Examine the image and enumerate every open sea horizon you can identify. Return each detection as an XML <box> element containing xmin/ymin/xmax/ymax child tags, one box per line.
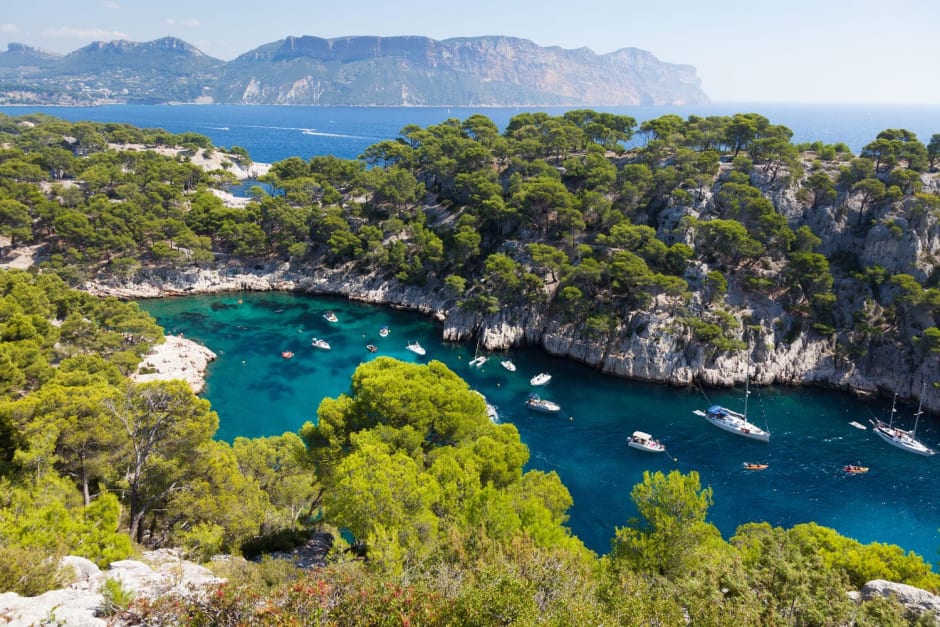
<box><xmin>5</xmin><ymin>102</ymin><xmax>939</xmax><ymax>563</ymax></box>
<box><xmin>3</xmin><ymin>102</ymin><xmax>939</xmax><ymax>163</ymax></box>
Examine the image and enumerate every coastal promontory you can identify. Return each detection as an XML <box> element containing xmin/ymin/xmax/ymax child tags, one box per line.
<box><xmin>0</xmin><ymin>35</ymin><xmax>708</xmax><ymax>106</ymax></box>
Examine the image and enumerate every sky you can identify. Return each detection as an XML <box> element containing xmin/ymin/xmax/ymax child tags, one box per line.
<box><xmin>2</xmin><ymin>0</ymin><xmax>939</xmax><ymax>104</ymax></box>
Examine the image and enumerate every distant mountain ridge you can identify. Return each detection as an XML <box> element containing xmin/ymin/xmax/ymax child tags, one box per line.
<box><xmin>0</xmin><ymin>35</ymin><xmax>709</xmax><ymax>106</ymax></box>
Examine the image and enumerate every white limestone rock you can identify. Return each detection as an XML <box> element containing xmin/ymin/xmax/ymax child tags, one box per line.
<box><xmin>0</xmin><ymin>550</ymin><xmax>224</xmax><ymax>627</ymax></box>
<box><xmin>861</xmin><ymin>579</ymin><xmax>940</xmax><ymax>624</ymax></box>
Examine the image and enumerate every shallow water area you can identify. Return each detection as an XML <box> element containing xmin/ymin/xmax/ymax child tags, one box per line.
<box><xmin>139</xmin><ymin>291</ymin><xmax>940</xmax><ymax>563</ymax></box>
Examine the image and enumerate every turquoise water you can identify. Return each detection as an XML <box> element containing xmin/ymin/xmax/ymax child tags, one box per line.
<box><xmin>140</xmin><ymin>292</ymin><xmax>940</xmax><ymax>564</ymax></box>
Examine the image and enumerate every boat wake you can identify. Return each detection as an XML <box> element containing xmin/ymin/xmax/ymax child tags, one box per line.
<box><xmin>237</xmin><ymin>124</ymin><xmax>376</xmax><ymax>140</ymax></box>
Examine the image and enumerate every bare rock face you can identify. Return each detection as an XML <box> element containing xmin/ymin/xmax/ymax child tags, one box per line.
<box><xmin>861</xmin><ymin>579</ymin><xmax>940</xmax><ymax>624</ymax></box>
<box><xmin>0</xmin><ymin>550</ymin><xmax>223</xmax><ymax>627</ymax></box>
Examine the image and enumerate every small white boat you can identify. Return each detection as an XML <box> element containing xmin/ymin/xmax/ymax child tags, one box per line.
<box><xmin>627</xmin><ymin>431</ymin><xmax>666</xmax><ymax>453</ymax></box>
<box><xmin>469</xmin><ymin>355</ymin><xmax>488</xmax><ymax>367</ymax></box>
<box><xmin>379</xmin><ymin>326</ymin><xmax>390</xmax><ymax>337</ymax></box>
<box><xmin>501</xmin><ymin>359</ymin><xmax>516</xmax><ymax>372</ymax></box>
<box><xmin>406</xmin><ymin>341</ymin><xmax>426</xmax><ymax>356</ymax></box>
<box><xmin>311</xmin><ymin>337</ymin><xmax>331</xmax><ymax>350</ymax></box>
<box><xmin>323</xmin><ymin>311</ymin><xmax>338</xmax><ymax>323</ymax></box>
<box><xmin>530</xmin><ymin>372</ymin><xmax>552</xmax><ymax>386</ymax></box>
<box><xmin>486</xmin><ymin>403</ymin><xmax>499</xmax><ymax>423</ymax></box>
<box><xmin>473</xmin><ymin>390</ymin><xmax>500</xmax><ymax>423</ymax></box>
<box><xmin>849</xmin><ymin>421</ymin><xmax>867</xmax><ymax>430</ymax></box>
<box><xmin>526</xmin><ymin>393</ymin><xmax>560</xmax><ymax>413</ymax></box>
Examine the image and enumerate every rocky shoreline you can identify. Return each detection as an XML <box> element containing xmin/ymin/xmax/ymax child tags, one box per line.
<box><xmin>83</xmin><ymin>258</ymin><xmax>940</xmax><ymax>413</ymax></box>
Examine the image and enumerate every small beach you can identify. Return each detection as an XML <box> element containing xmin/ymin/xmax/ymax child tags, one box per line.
<box><xmin>131</xmin><ymin>334</ymin><xmax>216</xmax><ymax>394</ymax></box>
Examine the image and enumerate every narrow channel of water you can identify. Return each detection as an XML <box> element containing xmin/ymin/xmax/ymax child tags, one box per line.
<box><xmin>139</xmin><ymin>291</ymin><xmax>940</xmax><ymax>563</ymax></box>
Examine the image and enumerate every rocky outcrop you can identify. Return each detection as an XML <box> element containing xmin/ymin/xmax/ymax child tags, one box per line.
<box><xmin>131</xmin><ymin>334</ymin><xmax>217</xmax><ymax>394</ymax></box>
<box><xmin>861</xmin><ymin>579</ymin><xmax>940</xmax><ymax>624</ymax></box>
<box><xmin>0</xmin><ymin>550</ymin><xmax>223</xmax><ymax>627</ymax></box>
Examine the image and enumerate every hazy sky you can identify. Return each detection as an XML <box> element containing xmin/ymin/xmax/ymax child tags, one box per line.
<box><xmin>2</xmin><ymin>0</ymin><xmax>939</xmax><ymax>104</ymax></box>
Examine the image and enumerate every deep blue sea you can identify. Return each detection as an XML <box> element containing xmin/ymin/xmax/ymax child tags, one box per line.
<box><xmin>2</xmin><ymin>103</ymin><xmax>939</xmax><ymax>162</ymax></box>
<box><xmin>139</xmin><ymin>292</ymin><xmax>940</xmax><ymax>564</ymax></box>
<box><xmin>6</xmin><ymin>101</ymin><xmax>938</xmax><ymax>562</ymax></box>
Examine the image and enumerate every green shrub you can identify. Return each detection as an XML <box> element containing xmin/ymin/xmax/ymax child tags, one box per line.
<box><xmin>99</xmin><ymin>577</ymin><xmax>136</xmax><ymax>616</ymax></box>
<box><xmin>0</xmin><ymin>546</ymin><xmax>72</xmax><ymax>596</ymax></box>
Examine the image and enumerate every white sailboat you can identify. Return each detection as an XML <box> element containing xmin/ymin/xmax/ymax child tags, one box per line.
<box><xmin>870</xmin><ymin>384</ymin><xmax>935</xmax><ymax>456</ymax></box>
<box><xmin>694</xmin><ymin>345</ymin><xmax>770</xmax><ymax>442</ymax></box>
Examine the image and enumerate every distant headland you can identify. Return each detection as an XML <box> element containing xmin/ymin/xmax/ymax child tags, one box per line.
<box><xmin>0</xmin><ymin>35</ymin><xmax>709</xmax><ymax>107</ymax></box>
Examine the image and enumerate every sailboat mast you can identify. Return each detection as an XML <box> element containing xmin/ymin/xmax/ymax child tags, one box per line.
<box><xmin>743</xmin><ymin>343</ymin><xmax>750</xmax><ymax>417</ymax></box>
<box><xmin>913</xmin><ymin>382</ymin><xmax>926</xmax><ymax>436</ymax></box>
<box><xmin>889</xmin><ymin>393</ymin><xmax>898</xmax><ymax>428</ymax></box>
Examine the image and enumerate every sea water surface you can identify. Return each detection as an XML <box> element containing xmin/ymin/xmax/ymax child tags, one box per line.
<box><xmin>139</xmin><ymin>292</ymin><xmax>940</xmax><ymax>563</ymax></box>
<box><xmin>3</xmin><ymin>103</ymin><xmax>939</xmax><ymax>162</ymax></box>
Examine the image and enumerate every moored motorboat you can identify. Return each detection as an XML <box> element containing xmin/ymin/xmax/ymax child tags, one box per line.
<box><xmin>742</xmin><ymin>462</ymin><xmax>769</xmax><ymax>470</ymax></box>
<box><xmin>473</xmin><ymin>390</ymin><xmax>500</xmax><ymax>423</ymax></box>
<box><xmin>526</xmin><ymin>393</ymin><xmax>561</xmax><ymax>413</ymax></box>
<box><xmin>379</xmin><ymin>326</ymin><xmax>390</xmax><ymax>337</ymax></box>
<box><xmin>406</xmin><ymin>341</ymin><xmax>426</xmax><ymax>356</ymax></box>
<box><xmin>627</xmin><ymin>431</ymin><xmax>666</xmax><ymax>453</ymax></box>
<box><xmin>530</xmin><ymin>372</ymin><xmax>552</xmax><ymax>386</ymax></box>
<box><xmin>486</xmin><ymin>403</ymin><xmax>499</xmax><ymax>423</ymax></box>
<box><xmin>501</xmin><ymin>359</ymin><xmax>516</xmax><ymax>372</ymax></box>
<box><xmin>366</xmin><ymin>344</ymin><xmax>377</xmax><ymax>353</ymax></box>
<box><xmin>323</xmin><ymin>311</ymin><xmax>338</xmax><ymax>323</ymax></box>
<box><xmin>311</xmin><ymin>337</ymin><xmax>331</xmax><ymax>350</ymax></box>
<box><xmin>281</xmin><ymin>351</ymin><xmax>294</xmax><ymax>359</ymax></box>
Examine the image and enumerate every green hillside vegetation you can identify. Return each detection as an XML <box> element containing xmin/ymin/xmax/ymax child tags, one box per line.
<box><xmin>0</xmin><ymin>112</ymin><xmax>940</xmax><ymax>622</ymax></box>
<box><xmin>0</xmin><ymin>272</ymin><xmax>933</xmax><ymax>623</ymax></box>
<box><xmin>1</xmin><ymin>111</ymin><xmax>938</xmax><ymax>368</ymax></box>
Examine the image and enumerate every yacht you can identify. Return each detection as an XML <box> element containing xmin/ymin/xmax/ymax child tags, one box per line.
<box><xmin>501</xmin><ymin>359</ymin><xmax>516</xmax><ymax>372</ymax></box>
<box><xmin>526</xmin><ymin>393</ymin><xmax>561</xmax><ymax>413</ymax></box>
<box><xmin>870</xmin><ymin>386</ymin><xmax>935</xmax><ymax>456</ymax></box>
<box><xmin>530</xmin><ymin>372</ymin><xmax>552</xmax><ymax>386</ymax></box>
<box><xmin>311</xmin><ymin>337</ymin><xmax>331</xmax><ymax>350</ymax></box>
<box><xmin>697</xmin><ymin>405</ymin><xmax>771</xmax><ymax>442</ymax></box>
<box><xmin>627</xmin><ymin>431</ymin><xmax>666</xmax><ymax>453</ymax></box>
<box><xmin>406</xmin><ymin>341</ymin><xmax>426</xmax><ymax>356</ymax></box>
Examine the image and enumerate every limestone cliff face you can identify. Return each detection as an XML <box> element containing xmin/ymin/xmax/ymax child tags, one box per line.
<box><xmin>0</xmin><ymin>35</ymin><xmax>708</xmax><ymax>106</ymax></box>
<box><xmin>217</xmin><ymin>35</ymin><xmax>709</xmax><ymax>106</ymax></box>
<box><xmin>84</xmin><ymin>244</ymin><xmax>940</xmax><ymax>413</ymax></box>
